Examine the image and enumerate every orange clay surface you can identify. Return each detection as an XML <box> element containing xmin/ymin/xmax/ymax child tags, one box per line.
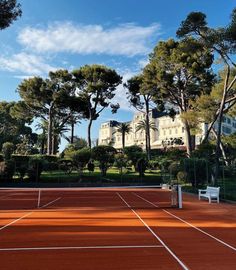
<box><xmin>0</xmin><ymin>189</ymin><xmax>235</xmax><ymax>270</ymax></box>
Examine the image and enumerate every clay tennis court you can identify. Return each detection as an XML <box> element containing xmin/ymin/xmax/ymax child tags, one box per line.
<box><xmin>0</xmin><ymin>187</ymin><xmax>235</xmax><ymax>270</ymax></box>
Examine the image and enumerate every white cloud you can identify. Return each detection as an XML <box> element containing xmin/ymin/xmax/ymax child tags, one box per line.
<box><xmin>0</xmin><ymin>52</ymin><xmax>58</xmax><ymax>75</ymax></box>
<box><xmin>18</xmin><ymin>22</ymin><xmax>161</xmax><ymax>56</ymax></box>
<box><xmin>138</xmin><ymin>58</ymin><xmax>149</xmax><ymax>68</ymax></box>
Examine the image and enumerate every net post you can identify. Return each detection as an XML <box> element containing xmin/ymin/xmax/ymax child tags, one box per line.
<box><xmin>37</xmin><ymin>189</ymin><xmax>41</xmax><ymax>208</ymax></box>
<box><xmin>178</xmin><ymin>185</ymin><xmax>182</xmax><ymax>209</ymax></box>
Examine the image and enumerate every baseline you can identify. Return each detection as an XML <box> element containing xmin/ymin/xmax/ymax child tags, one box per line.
<box><xmin>0</xmin><ymin>244</ymin><xmax>163</xmax><ymax>252</ymax></box>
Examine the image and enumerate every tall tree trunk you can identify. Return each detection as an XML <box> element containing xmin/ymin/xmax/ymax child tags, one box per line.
<box><xmin>183</xmin><ymin>120</ymin><xmax>192</xmax><ymax>157</ymax></box>
<box><xmin>122</xmin><ymin>131</ymin><xmax>125</xmax><ymax>151</ymax></box>
<box><xmin>212</xmin><ymin>128</ymin><xmax>228</xmax><ymax>166</ymax></box>
<box><xmin>214</xmin><ymin>67</ymin><xmax>229</xmax><ymax>184</ymax></box>
<box><xmin>88</xmin><ymin>119</ymin><xmax>93</xmax><ymax>148</ymax></box>
<box><xmin>145</xmin><ymin>101</ymin><xmax>151</xmax><ymax>160</ymax></box>
<box><xmin>40</xmin><ymin>129</ymin><xmax>45</xmax><ymax>154</ymax></box>
<box><xmin>52</xmin><ymin>134</ymin><xmax>55</xmax><ymax>155</ymax></box>
<box><xmin>47</xmin><ymin>107</ymin><xmax>53</xmax><ymax>155</ymax></box>
<box><xmin>71</xmin><ymin>121</ymin><xmax>74</xmax><ymax>144</ymax></box>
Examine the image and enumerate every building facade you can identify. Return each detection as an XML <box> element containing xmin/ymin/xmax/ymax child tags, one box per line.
<box><xmin>98</xmin><ymin>110</ymin><xmax>236</xmax><ymax>150</ymax></box>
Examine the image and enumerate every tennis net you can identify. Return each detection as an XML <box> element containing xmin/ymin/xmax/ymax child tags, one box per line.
<box><xmin>0</xmin><ymin>185</ymin><xmax>182</xmax><ymax>210</ymax></box>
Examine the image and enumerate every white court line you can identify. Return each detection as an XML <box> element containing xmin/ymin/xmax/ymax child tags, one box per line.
<box><xmin>39</xmin><ymin>197</ymin><xmax>61</xmax><ymax>209</ymax></box>
<box><xmin>117</xmin><ymin>192</ymin><xmax>189</xmax><ymax>270</ymax></box>
<box><xmin>0</xmin><ymin>197</ymin><xmax>61</xmax><ymax>232</ymax></box>
<box><xmin>0</xmin><ymin>244</ymin><xmax>163</xmax><ymax>252</ymax></box>
<box><xmin>0</xmin><ymin>211</ymin><xmax>34</xmax><ymax>232</ymax></box>
<box><xmin>134</xmin><ymin>193</ymin><xmax>236</xmax><ymax>252</ymax></box>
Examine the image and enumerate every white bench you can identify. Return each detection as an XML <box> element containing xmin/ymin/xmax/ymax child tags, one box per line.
<box><xmin>198</xmin><ymin>186</ymin><xmax>220</xmax><ymax>203</ymax></box>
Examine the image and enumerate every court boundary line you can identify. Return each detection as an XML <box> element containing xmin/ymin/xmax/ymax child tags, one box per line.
<box><xmin>0</xmin><ymin>197</ymin><xmax>61</xmax><ymax>232</ymax></box>
<box><xmin>0</xmin><ymin>244</ymin><xmax>163</xmax><ymax>252</ymax></box>
<box><xmin>134</xmin><ymin>193</ymin><xmax>236</xmax><ymax>252</ymax></box>
<box><xmin>117</xmin><ymin>192</ymin><xmax>189</xmax><ymax>270</ymax></box>
<box><xmin>39</xmin><ymin>197</ymin><xmax>61</xmax><ymax>209</ymax></box>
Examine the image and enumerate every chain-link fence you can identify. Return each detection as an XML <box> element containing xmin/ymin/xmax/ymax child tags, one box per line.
<box><xmin>173</xmin><ymin>158</ymin><xmax>236</xmax><ymax>201</ymax></box>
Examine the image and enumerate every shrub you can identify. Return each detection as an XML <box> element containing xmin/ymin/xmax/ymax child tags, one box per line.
<box><xmin>27</xmin><ymin>156</ymin><xmax>45</xmax><ymax>181</ymax></box>
<box><xmin>168</xmin><ymin>162</ymin><xmax>181</xmax><ymax>177</ymax></box>
<box><xmin>114</xmin><ymin>153</ymin><xmax>128</xmax><ymax>174</ymax></box>
<box><xmin>124</xmin><ymin>145</ymin><xmax>145</xmax><ymax>170</ymax></box>
<box><xmin>0</xmin><ymin>160</ymin><xmax>14</xmax><ymax>180</ymax></box>
<box><xmin>2</xmin><ymin>142</ymin><xmax>15</xmax><ymax>160</ymax></box>
<box><xmin>12</xmin><ymin>155</ymin><xmax>30</xmax><ymax>180</ymax></box>
<box><xmin>58</xmin><ymin>159</ymin><xmax>73</xmax><ymax>174</ymax></box>
<box><xmin>71</xmin><ymin>148</ymin><xmax>91</xmax><ymax>173</ymax></box>
<box><xmin>177</xmin><ymin>171</ymin><xmax>188</xmax><ymax>183</ymax></box>
<box><xmin>181</xmin><ymin>158</ymin><xmax>209</xmax><ymax>187</ymax></box>
<box><xmin>148</xmin><ymin>159</ymin><xmax>160</xmax><ymax>170</ymax></box>
<box><xmin>92</xmin><ymin>145</ymin><xmax>116</xmax><ymax>176</ymax></box>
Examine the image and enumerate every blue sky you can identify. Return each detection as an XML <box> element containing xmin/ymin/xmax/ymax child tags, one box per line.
<box><xmin>0</xmin><ymin>0</ymin><xmax>235</xmax><ymax>148</ymax></box>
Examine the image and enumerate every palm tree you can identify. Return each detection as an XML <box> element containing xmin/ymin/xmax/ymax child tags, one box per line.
<box><xmin>115</xmin><ymin>123</ymin><xmax>132</xmax><ymax>151</ymax></box>
<box><xmin>135</xmin><ymin>119</ymin><xmax>158</xmax><ymax>159</ymax></box>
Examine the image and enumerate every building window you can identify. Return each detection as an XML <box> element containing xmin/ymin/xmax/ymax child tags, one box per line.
<box><xmin>175</xmin><ymin>128</ymin><xmax>178</xmax><ymax>134</ymax></box>
<box><xmin>169</xmin><ymin>129</ymin><xmax>172</xmax><ymax>135</ymax></box>
<box><xmin>182</xmin><ymin>127</ymin><xmax>185</xmax><ymax>133</ymax></box>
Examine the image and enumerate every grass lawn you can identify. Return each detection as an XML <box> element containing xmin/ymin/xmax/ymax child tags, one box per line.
<box><xmin>39</xmin><ymin>167</ymin><xmax>163</xmax><ymax>186</ymax></box>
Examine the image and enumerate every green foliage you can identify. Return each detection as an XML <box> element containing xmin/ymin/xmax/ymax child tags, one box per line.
<box><xmin>148</xmin><ymin>37</ymin><xmax>215</xmax><ymax>155</ymax></box>
<box><xmin>58</xmin><ymin>159</ymin><xmax>73</xmax><ymax>174</ymax></box>
<box><xmin>124</xmin><ymin>145</ymin><xmax>144</xmax><ymax>168</ymax></box>
<box><xmin>165</xmin><ymin>148</ymin><xmax>186</xmax><ymax>161</ymax></box>
<box><xmin>0</xmin><ymin>160</ymin><xmax>14</xmax><ymax>180</ymax></box>
<box><xmin>17</xmin><ymin>70</ymin><xmax>76</xmax><ymax>155</ymax></box>
<box><xmin>73</xmin><ymin>65</ymin><xmax>122</xmax><ymax>147</ymax></box>
<box><xmin>2</xmin><ymin>142</ymin><xmax>15</xmax><ymax>160</ymax></box>
<box><xmin>92</xmin><ymin>145</ymin><xmax>116</xmax><ymax>176</ymax></box>
<box><xmin>0</xmin><ymin>0</ymin><xmax>22</xmax><ymax>30</ymax></box>
<box><xmin>0</xmin><ymin>101</ymin><xmax>34</xmax><ymax>150</ymax></box>
<box><xmin>176</xmin><ymin>8</ymin><xmax>236</xmax><ymax>170</ymax></box>
<box><xmin>11</xmin><ymin>155</ymin><xmax>29</xmax><ymax>180</ymax></box>
<box><xmin>181</xmin><ymin>158</ymin><xmax>210</xmax><ymax>187</ymax></box>
<box><xmin>168</xmin><ymin>162</ymin><xmax>181</xmax><ymax>177</ymax></box>
<box><xmin>63</xmin><ymin>138</ymin><xmax>88</xmax><ymax>157</ymax></box>
<box><xmin>192</xmin><ymin>142</ymin><xmax>215</xmax><ymax>163</ymax></box>
<box><xmin>71</xmin><ymin>148</ymin><xmax>91</xmax><ymax>172</ymax></box>
<box><xmin>114</xmin><ymin>153</ymin><xmax>128</xmax><ymax>174</ymax></box>
<box><xmin>115</xmin><ymin>123</ymin><xmax>132</xmax><ymax>150</ymax></box>
<box><xmin>177</xmin><ymin>171</ymin><xmax>188</xmax><ymax>183</ymax></box>
<box><xmin>27</xmin><ymin>155</ymin><xmax>45</xmax><ymax>181</ymax></box>
<box><xmin>221</xmin><ymin>133</ymin><xmax>236</xmax><ymax>162</ymax></box>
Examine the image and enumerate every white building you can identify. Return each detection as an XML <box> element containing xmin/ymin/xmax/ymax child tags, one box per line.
<box><xmin>98</xmin><ymin>110</ymin><xmax>236</xmax><ymax>150</ymax></box>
